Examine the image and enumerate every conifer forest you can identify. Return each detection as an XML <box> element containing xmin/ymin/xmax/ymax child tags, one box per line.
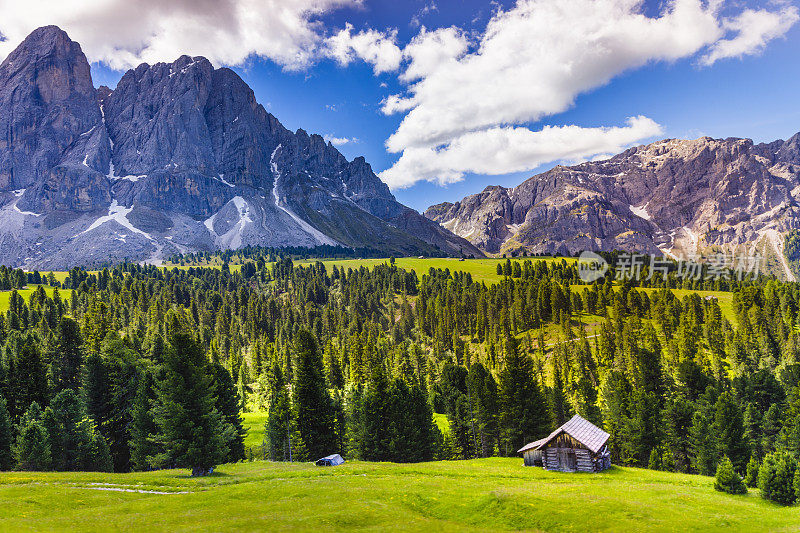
<box><xmin>0</xmin><ymin>254</ymin><xmax>799</xmax><ymax>497</ymax></box>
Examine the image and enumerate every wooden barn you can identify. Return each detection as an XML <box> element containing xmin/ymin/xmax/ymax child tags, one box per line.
<box><xmin>517</xmin><ymin>415</ymin><xmax>611</xmax><ymax>473</ymax></box>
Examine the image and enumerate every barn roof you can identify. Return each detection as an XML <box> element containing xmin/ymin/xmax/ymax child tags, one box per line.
<box><xmin>517</xmin><ymin>414</ymin><xmax>609</xmax><ymax>454</ymax></box>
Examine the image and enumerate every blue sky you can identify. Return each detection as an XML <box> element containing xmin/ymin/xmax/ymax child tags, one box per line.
<box><xmin>6</xmin><ymin>0</ymin><xmax>799</xmax><ymax>212</ymax></box>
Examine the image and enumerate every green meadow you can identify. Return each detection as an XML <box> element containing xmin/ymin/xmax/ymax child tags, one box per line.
<box><xmin>0</xmin><ymin>459</ymin><xmax>796</xmax><ymax>532</ymax></box>
<box><xmin>0</xmin><ymin>285</ymin><xmax>72</xmax><ymax>313</ymax></box>
<box><xmin>296</xmin><ymin>257</ymin><xmax>575</xmax><ymax>284</ymax></box>
<box><xmin>241</xmin><ymin>412</ymin><xmax>269</xmax><ymax>450</ymax></box>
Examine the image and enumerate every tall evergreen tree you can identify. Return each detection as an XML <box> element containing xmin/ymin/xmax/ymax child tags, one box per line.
<box><xmin>359</xmin><ymin>367</ymin><xmax>391</xmax><ymax>461</ymax></box>
<box><xmin>0</xmin><ymin>395</ymin><xmax>12</xmax><ymax>470</ymax></box>
<box><xmin>128</xmin><ymin>369</ymin><xmax>159</xmax><ymax>471</ymax></box>
<box><xmin>210</xmin><ymin>363</ymin><xmax>247</xmax><ymax>463</ymax></box>
<box><xmin>53</xmin><ymin>317</ymin><xmax>84</xmax><ymax>393</ymax></box>
<box><xmin>467</xmin><ymin>363</ymin><xmax>499</xmax><ymax>457</ymax></box>
<box><xmin>714</xmin><ymin>391</ymin><xmax>749</xmax><ymax>472</ymax></box>
<box><xmin>265</xmin><ymin>364</ymin><xmax>292</xmax><ymax>461</ymax></box>
<box><xmin>498</xmin><ymin>337</ymin><xmax>550</xmax><ymax>455</ymax></box>
<box><xmin>43</xmin><ymin>389</ymin><xmax>111</xmax><ymax>472</ymax></box>
<box><xmin>150</xmin><ymin>332</ymin><xmax>233</xmax><ymax>475</ymax></box>
<box><xmin>13</xmin><ymin>403</ymin><xmax>50</xmax><ymax>471</ymax></box>
<box><xmin>292</xmin><ymin>330</ymin><xmax>337</xmax><ymax>460</ymax></box>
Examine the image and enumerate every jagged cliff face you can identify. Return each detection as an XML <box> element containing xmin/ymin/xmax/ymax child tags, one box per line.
<box><xmin>0</xmin><ymin>26</ymin><xmax>481</xmax><ymax>269</ymax></box>
<box><xmin>425</xmin><ymin>135</ymin><xmax>800</xmax><ymax>279</ymax></box>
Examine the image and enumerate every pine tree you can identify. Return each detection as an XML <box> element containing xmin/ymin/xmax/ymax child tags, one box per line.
<box><xmin>43</xmin><ymin>389</ymin><xmax>106</xmax><ymax>471</ymax></box>
<box><xmin>6</xmin><ymin>333</ymin><xmax>48</xmax><ymax>423</ymax></box>
<box><xmin>13</xmin><ymin>403</ymin><xmax>50</xmax><ymax>471</ymax></box>
<box><xmin>549</xmin><ymin>356</ymin><xmax>571</xmax><ymax>427</ymax></box>
<box><xmin>150</xmin><ymin>332</ymin><xmax>233</xmax><ymax>475</ymax></box>
<box><xmin>360</xmin><ymin>367</ymin><xmax>391</xmax><ymax>461</ymax></box>
<box><xmin>689</xmin><ymin>387</ymin><xmax>719</xmax><ymax>475</ymax></box>
<box><xmin>128</xmin><ymin>370</ymin><xmax>158</xmax><ymax>471</ymax></box>
<box><xmin>758</xmin><ymin>451</ymin><xmax>798</xmax><ymax>505</ymax></box>
<box><xmin>714</xmin><ymin>456</ymin><xmax>747</xmax><ymax>494</ymax></box>
<box><xmin>467</xmin><ymin>363</ymin><xmax>499</xmax><ymax>457</ymax></box>
<box><xmin>53</xmin><ymin>317</ymin><xmax>84</xmax><ymax>392</ymax></box>
<box><xmin>0</xmin><ymin>395</ymin><xmax>13</xmax><ymax>470</ymax></box>
<box><xmin>498</xmin><ymin>337</ymin><xmax>549</xmax><ymax>455</ymax></box>
<box><xmin>265</xmin><ymin>364</ymin><xmax>292</xmax><ymax>461</ymax></box>
<box><xmin>292</xmin><ymin>330</ymin><xmax>337</xmax><ymax>460</ymax></box>
<box><xmin>210</xmin><ymin>363</ymin><xmax>247</xmax><ymax>463</ymax></box>
<box><xmin>713</xmin><ymin>391</ymin><xmax>749</xmax><ymax>472</ymax></box>
<box><xmin>745</xmin><ymin>455</ymin><xmax>760</xmax><ymax>488</ymax></box>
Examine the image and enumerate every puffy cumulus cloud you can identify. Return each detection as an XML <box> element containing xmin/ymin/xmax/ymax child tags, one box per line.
<box><xmin>700</xmin><ymin>5</ymin><xmax>799</xmax><ymax>65</ymax></box>
<box><xmin>399</xmin><ymin>26</ymin><xmax>470</xmax><ymax>83</ymax></box>
<box><xmin>378</xmin><ymin>0</ymin><xmax>799</xmax><ymax>189</ymax></box>
<box><xmin>324</xmin><ymin>23</ymin><xmax>403</xmax><ymax>74</ymax></box>
<box><xmin>380</xmin><ymin>116</ymin><xmax>663</xmax><ymax>188</ymax></box>
<box><xmin>0</xmin><ymin>0</ymin><xmax>359</xmax><ymax>70</ymax></box>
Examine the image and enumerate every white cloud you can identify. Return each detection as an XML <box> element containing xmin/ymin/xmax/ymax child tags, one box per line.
<box><xmin>700</xmin><ymin>5</ymin><xmax>799</xmax><ymax>65</ymax></box>
<box><xmin>325</xmin><ymin>23</ymin><xmax>403</xmax><ymax>74</ymax></box>
<box><xmin>0</xmin><ymin>0</ymin><xmax>359</xmax><ymax>70</ymax></box>
<box><xmin>325</xmin><ymin>135</ymin><xmax>358</xmax><ymax>145</ymax></box>
<box><xmin>380</xmin><ymin>116</ymin><xmax>663</xmax><ymax>188</ymax></box>
<box><xmin>378</xmin><ymin>0</ymin><xmax>799</xmax><ymax>189</ymax></box>
<box><xmin>399</xmin><ymin>26</ymin><xmax>470</xmax><ymax>83</ymax></box>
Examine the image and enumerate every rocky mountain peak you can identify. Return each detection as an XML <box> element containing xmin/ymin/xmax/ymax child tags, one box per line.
<box><xmin>0</xmin><ymin>26</ymin><xmax>481</xmax><ymax>269</ymax></box>
<box><xmin>427</xmin><ymin>133</ymin><xmax>800</xmax><ymax>279</ymax></box>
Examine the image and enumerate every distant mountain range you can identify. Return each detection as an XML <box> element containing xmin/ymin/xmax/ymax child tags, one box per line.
<box><xmin>0</xmin><ymin>26</ymin><xmax>481</xmax><ymax>269</ymax></box>
<box><xmin>425</xmin><ymin>133</ymin><xmax>800</xmax><ymax>280</ymax></box>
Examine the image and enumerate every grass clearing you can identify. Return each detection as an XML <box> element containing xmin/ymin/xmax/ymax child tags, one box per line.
<box><xmin>638</xmin><ymin>287</ymin><xmax>736</xmax><ymax>324</ymax></box>
<box><xmin>0</xmin><ymin>458</ymin><xmax>795</xmax><ymax>532</ymax></box>
<box><xmin>242</xmin><ymin>412</ymin><xmax>268</xmax><ymax>450</ymax></box>
<box><xmin>297</xmin><ymin>257</ymin><xmax>576</xmax><ymax>284</ymax></box>
<box><xmin>0</xmin><ymin>285</ymin><xmax>73</xmax><ymax>313</ymax></box>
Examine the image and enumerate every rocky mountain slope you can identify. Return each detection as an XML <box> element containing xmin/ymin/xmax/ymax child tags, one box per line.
<box><xmin>0</xmin><ymin>26</ymin><xmax>481</xmax><ymax>269</ymax></box>
<box><xmin>425</xmin><ymin>134</ymin><xmax>800</xmax><ymax>280</ymax></box>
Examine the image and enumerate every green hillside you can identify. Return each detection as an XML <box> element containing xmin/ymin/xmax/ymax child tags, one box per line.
<box><xmin>0</xmin><ymin>459</ymin><xmax>796</xmax><ymax>532</ymax></box>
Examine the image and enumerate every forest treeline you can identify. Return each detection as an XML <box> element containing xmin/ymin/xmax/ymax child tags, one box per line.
<box><xmin>0</xmin><ymin>256</ymin><xmax>799</xmax><ymax>486</ymax></box>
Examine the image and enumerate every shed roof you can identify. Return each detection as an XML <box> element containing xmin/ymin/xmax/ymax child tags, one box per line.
<box><xmin>517</xmin><ymin>414</ymin><xmax>609</xmax><ymax>454</ymax></box>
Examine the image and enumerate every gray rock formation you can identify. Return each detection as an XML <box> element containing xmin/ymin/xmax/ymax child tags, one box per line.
<box><xmin>0</xmin><ymin>26</ymin><xmax>481</xmax><ymax>269</ymax></box>
<box><xmin>425</xmin><ymin>135</ymin><xmax>800</xmax><ymax>279</ymax></box>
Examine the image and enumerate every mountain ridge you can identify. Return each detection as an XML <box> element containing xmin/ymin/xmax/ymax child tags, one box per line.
<box><xmin>425</xmin><ymin>133</ymin><xmax>800</xmax><ymax>280</ymax></box>
<box><xmin>0</xmin><ymin>26</ymin><xmax>482</xmax><ymax>269</ymax></box>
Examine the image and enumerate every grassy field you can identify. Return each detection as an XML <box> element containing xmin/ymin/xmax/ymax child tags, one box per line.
<box><xmin>0</xmin><ymin>285</ymin><xmax>72</xmax><ymax>313</ymax></box>
<box><xmin>297</xmin><ymin>257</ymin><xmax>576</xmax><ymax>284</ymax></box>
<box><xmin>638</xmin><ymin>287</ymin><xmax>736</xmax><ymax>324</ymax></box>
<box><xmin>0</xmin><ymin>459</ymin><xmax>796</xmax><ymax>532</ymax></box>
<box><xmin>242</xmin><ymin>412</ymin><xmax>268</xmax><ymax>450</ymax></box>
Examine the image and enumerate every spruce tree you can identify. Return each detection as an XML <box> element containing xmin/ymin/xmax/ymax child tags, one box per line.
<box><xmin>292</xmin><ymin>330</ymin><xmax>337</xmax><ymax>460</ymax></box>
<box><xmin>150</xmin><ymin>332</ymin><xmax>233</xmax><ymax>475</ymax></box>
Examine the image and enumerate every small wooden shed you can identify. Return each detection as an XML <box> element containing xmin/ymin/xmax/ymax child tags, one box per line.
<box><xmin>517</xmin><ymin>415</ymin><xmax>611</xmax><ymax>473</ymax></box>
